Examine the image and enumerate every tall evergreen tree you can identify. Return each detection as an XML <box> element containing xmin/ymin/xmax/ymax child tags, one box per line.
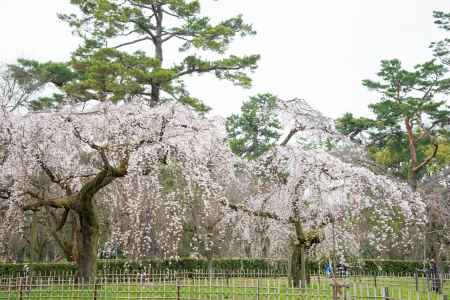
<box><xmin>57</xmin><ymin>0</ymin><xmax>259</xmax><ymax>111</ymax></box>
<box><xmin>432</xmin><ymin>11</ymin><xmax>450</xmax><ymax>65</ymax></box>
<box><xmin>5</xmin><ymin>59</ymin><xmax>79</xmax><ymax>111</ymax></box>
<box><xmin>226</xmin><ymin>94</ymin><xmax>281</xmax><ymax>159</ymax></box>
<box><xmin>337</xmin><ymin>59</ymin><xmax>450</xmax><ymax>190</ymax></box>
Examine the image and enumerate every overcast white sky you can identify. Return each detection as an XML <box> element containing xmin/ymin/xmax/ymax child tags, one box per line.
<box><xmin>1</xmin><ymin>0</ymin><xmax>449</xmax><ymax>118</ymax></box>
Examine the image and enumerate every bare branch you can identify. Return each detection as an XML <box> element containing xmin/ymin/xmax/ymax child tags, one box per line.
<box><xmin>72</xmin><ymin>125</ymin><xmax>111</xmax><ymax>168</ymax></box>
<box><xmin>35</xmin><ymin>156</ymin><xmax>72</xmax><ymax>194</ymax></box>
<box><xmin>113</xmin><ymin>37</ymin><xmax>151</xmax><ymax>49</ymax></box>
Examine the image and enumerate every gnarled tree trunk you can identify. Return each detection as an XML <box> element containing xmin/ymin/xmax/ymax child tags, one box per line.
<box><xmin>75</xmin><ymin>200</ymin><xmax>100</xmax><ymax>281</ymax></box>
<box><xmin>23</xmin><ymin>158</ymin><xmax>129</xmax><ymax>281</ymax></box>
<box><xmin>288</xmin><ymin>238</ymin><xmax>307</xmax><ymax>288</ymax></box>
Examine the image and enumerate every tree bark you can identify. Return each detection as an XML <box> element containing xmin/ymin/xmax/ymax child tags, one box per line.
<box><xmin>288</xmin><ymin>239</ymin><xmax>306</xmax><ymax>288</ymax></box>
<box><xmin>30</xmin><ymin>213</ymin><xmax>39</xmax><ymax>261</ymax></box>
<box><xmin>404</xmin><ymin>118</ymin><xmax>439</xmax><ymax>191</ymax></box>
<box><xmin>23</xmin><ymin>159</ymin><xmax>129</xmax><ymax>280</ymax></box>
<box><xmin>404</xmin><ymin>118</ymin><xmax>418</xmax><ymax>191</ymax></box>
<box><xmin>290</xmin><ymin>200</ymin><xmax>307</xmax><ymax>288</ymax></box>
<box><xmin>75</xmin><ymin>199</ymin><xmax>99</xmax><ymax>281</ymax></box>
<box><xmin>150</xmin><ymin>5</ymin><xmax>164</xmax><ymax>106</ymax></box>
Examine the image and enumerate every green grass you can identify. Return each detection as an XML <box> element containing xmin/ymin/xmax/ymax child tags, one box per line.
<box><xmin>0</xmin><ymin>275</ymin><xmax>448</xmax><ymax>299</ymax></box>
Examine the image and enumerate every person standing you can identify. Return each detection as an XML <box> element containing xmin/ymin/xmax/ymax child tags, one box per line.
<box><xmin>430</xmin><ymin>259</ymin><xmax>441</xmax><ymax>293</ymax></box>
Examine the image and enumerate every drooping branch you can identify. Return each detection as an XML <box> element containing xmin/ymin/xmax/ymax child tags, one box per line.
<box><xmin>22</xmin><ymin>193</ymin><xmax>76</xmax><ymax>211</ymax></box>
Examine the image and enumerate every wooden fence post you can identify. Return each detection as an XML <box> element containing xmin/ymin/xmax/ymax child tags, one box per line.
<box><xmin>382</xmin><ymin>287</ymin><xmax>389</xmax><ymax>300</ymax></box>
<box><xmin>332</xmin><ymin>282</ymin><xmax>338</xmax><ymax>300</ymax></box>
<box><xmin>93</xmin><ymin>276</ymin><xmax>98</xmax><ymax>300</ymax></box>
<box><xmin>256</xmin><ymin>278</ymin><xmax>260</xmax><ymax>300</ymax></box>
<box><xmin>415</xmin><ymin>271</ymin><xmax>419</xmax><ymax>292</ymax></box>
<box><xmin>331</xmin><ymin>279</ymin><xmax>348</xmax><ymax>300</ymax></box>
<box><xmin>176</xmin><ymin>278</ymin><xmax>180</xmax><ymax>300</ymax></box>
<box><xmin>18</xmin><ymin>277</ymin><xmax>23</xmax><ymax>300</ymax></box>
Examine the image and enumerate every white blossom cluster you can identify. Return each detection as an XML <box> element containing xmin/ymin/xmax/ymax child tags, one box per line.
<box><xmin>236</xmin><ymin>99</ymin><xmax>426</xmax><ymax>259</ymax></box>
<box><xmin>0</xmin><ymin>102</ymin><xmax>237</xmax><ymax>259</ymax></box>
<box><xmin>0</xmin><ymin>99</ymin><xmax>428</xmax><ymax>262</ymax></box>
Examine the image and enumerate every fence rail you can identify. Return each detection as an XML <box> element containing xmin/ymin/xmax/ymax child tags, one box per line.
<box><xmin>0</xmin><ymin>271</ymin><xmax>449</xmax><ymax>300</ymax></box>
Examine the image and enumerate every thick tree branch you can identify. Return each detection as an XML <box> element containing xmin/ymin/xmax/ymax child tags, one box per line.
<box><xmin>280</xmin><ymin>129</ymin><xmax>299</xmax><ymax>146</ymax></box>
<box><xmin>413</xmin><ymin>143</ymin><xmax>439</xmax><ymax>173</ymax></box>
<box><xmin>22</xmin><ymin>193</ymin><xmax>76</xmax><ymax>211</ymax></box>
<box><xmin>78</xmin><ymin>157</ymin><xmax>129</xmax><ymax>204</ymax></box>
<box><xmin>220</xmin><ymin>199</ymin><xmax>284</xmax><ymax>222</ymax></box>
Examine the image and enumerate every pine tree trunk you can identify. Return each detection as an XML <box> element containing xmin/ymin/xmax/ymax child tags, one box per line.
<box><xmin>405</xmin><ymin>118</ymin><xmax>418</xmax><ymax>191</ymax></box>
<box><xmin>150</xmin><ymin>83</ymin><xmax>161</xmax><ymax>107</ymax></box>
<box><xmin>151</xmin><ymin>5</ymin><xmax>164</xmax><ymax>107</ymax></box>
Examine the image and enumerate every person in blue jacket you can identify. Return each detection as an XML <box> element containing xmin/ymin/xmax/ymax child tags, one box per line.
<box><xmin>324</xmin><ymin>262</ymin><xmax>333</xmax><ymax>277</ymax></box>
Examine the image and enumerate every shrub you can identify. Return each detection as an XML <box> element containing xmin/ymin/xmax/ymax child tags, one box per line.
<box><xmin>0</xmin><ymin>258</ymin><xmax>447</xmax><ymax>276</ymax></box>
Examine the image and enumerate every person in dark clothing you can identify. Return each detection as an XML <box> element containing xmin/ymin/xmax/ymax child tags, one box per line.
<box><xmin>337</xmin><ymin>263</ymin><xmax>348</xmax><ymax>278</ymax></box>
<box><xmin>430</xmin><ymin>259</ymin><xmax>441</xmax><ymax>293</ymax></box>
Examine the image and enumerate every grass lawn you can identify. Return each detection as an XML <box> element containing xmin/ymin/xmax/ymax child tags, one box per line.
<box><xmin>0</xmin><ymin>275</ymin><xmax>448</xmax><ymax>299</ymax></box>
